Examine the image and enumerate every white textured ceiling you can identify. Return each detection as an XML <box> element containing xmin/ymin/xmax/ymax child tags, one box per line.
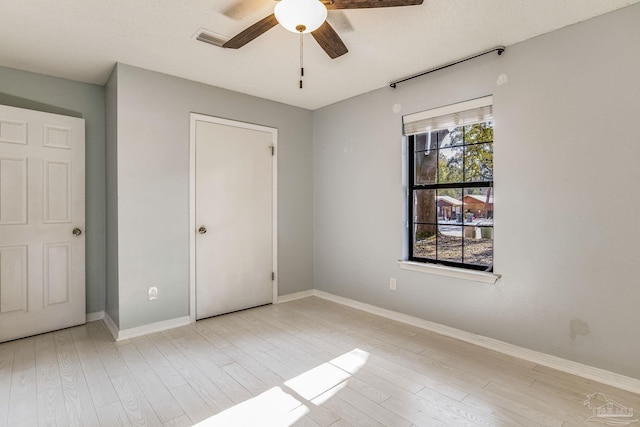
<box><xmin>0</xmin><ymin>0</ymin><xmax>637</xmax><ymax>110</ymax></box>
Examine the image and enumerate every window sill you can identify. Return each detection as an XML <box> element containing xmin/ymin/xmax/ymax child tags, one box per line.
<box><xmin>398</xmin><ymin>261</ymin><xmax>501</xmax><ymax>284</ymax></box>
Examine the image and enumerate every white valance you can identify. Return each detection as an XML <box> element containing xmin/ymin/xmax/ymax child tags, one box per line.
<box><xmin>403</xmin><ymin>96</ymin><xmax>493</xmax><ymax>136</ymax></box>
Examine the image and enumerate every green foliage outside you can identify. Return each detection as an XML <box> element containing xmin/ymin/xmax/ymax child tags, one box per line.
<box><xmin>437</xmin><ymin>122</ymin><xmax>493</xmax><ymax>198</ymax></box>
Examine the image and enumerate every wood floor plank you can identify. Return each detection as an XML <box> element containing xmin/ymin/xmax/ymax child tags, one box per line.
<box><xmin>0</xmin><ymin>342</ymin><xmax>16</xmax><ymax>427</ymax></box>
<box><xmin>3</xmin><ymin>297</ymin><xmax>639</xmax><ymax>426</ymax></box>
<box><xmin>96</xmin><ymin>401</ymin><xmax>132</xmax><ymax>427</ymax></box>
<box><xmin>337</xmin><ymin>386</ymin><xmax>412</xmax><ymax>427</ymax></box>
<box><xmin>73</xmin><ymin>337</ymin><xmax>120</xmax><ymax>409</ymax></box>
<box><xmin>7</xmin><ymin>368</ymin><xmax>37</xmax><ymax>425</ymax></box>
<box><xmin>330</xmin><ymin>349</ymin><xmax>424</xmax><ymax>395</ymax></box>
<box><xmin>57</xmin><ymin>350</ymin><xmax>100</xmax><ymax>427</ymax></box>
<box><xmin>312</xmin><ymin>389</ymin><xmax>387</xmax><ymax>427</ymax></box>
<box><xmin>381</xmin><ymin>395</ymin><xmax>471</xmax><ymax>427</ymax></box>
<box><xmin>52</xmin><ymin>330</ymin><xmax>75</xmax><ymax>355</ymax></box>
<box><xmin>161</xmin><ymin>414</ymin><xmax>193</xmax><ymax>427</ymax></box>
<box><xmin>35</xmin><ymin>334</ymin><xmax>62</xmax><ymax>392</ymax></box>
<box><xmin>168</xmin><ymin>356</ymin><xmax>234</xmax><ymax>413</ymax></box>
<box><xmin>212</xmin><ymin>315</ymin><xmax>277</xmax><ymax>354</ymax></box>
<box><xmin>131</xmin><ymin>336</ymin><xmax>187</xmax><ymax>390</ymax></box>
<box><xmin>221</xmin><ymin>361</ymin><xmax>268</xmax><ymax>396</ymax></box>
<box><xmin>374</xmin><ymin>343</ymin><xmax>488</xmax><ymax>398</ymax></box>
<box><xmin>462</xmin><ymin>392</ymin><xmax>562</xmax><ymax>427</ymax></box>
<box><xmin>146</xmin><ymin>333</ymin><xmax>185</xmax><ymax>361</ymax></box>
<box><xmin>195</xmin><ymin>355</ymin><xmax>252</xmax><ymax>404</ymax></box>
<box><xmin>415</xmin><ymin>339</ymin><xmax>538</xmax><ymax>388</ymax></box>
<box><xmin>117</xmin><ymin>343</ymin><xmax>185</xmax><ymax>423</ymax></box>
<box><xmin>216</xmin><ymin>342</ymin><xmax>284</xmax><ymax>388</ymax></box>
<box><xmin>232</xmin><ymin>340</ymin><xmax>302</xmax><ymax>380</ymax></box>
<box><xmin>37</xmin><ymin>386</ymin><xmax>68</xmax><ymax>427</ymax></box>
<box><xmin>416</xmin><ymin>383</ymin><xmax>516</xmax><ymax>427</ymax></box>
<box><xmin>111</xmin><ymin>374</ymin><xmax>163</xmax><ymax>426</ymax></box>
<box><xmin>169</xmin><ymin>332</ymin><xmax>234</xmax><ymax>368</ymax></box>
<box><xmin>483</xmin><ymin>380</ymin><xmax>591</xmax><ymax>425</ymax></box>
<box><xmin>169</xmin><ymin>383</ymin><xmax>214</xmax><ymax>424</ymax></box>
<box><xmin>12</xmin><ymin>338</ymin><xmax>35</xmax><ymax>372</ymax></box>
<box><xmin>87</xmin><ymin>322</ymin><xmax>130</xmax><ymax>379</ymax></box>
<box><xmin>290</xmin><ymin>410</ymin><xmax>323</xmax><ymax>427</ymax></box>
<box><xmin>192</xmin><ymin>322</ymin><xmax>233</xmax><ymax>351</ymax></box>
<box><xmin>532</xmin><ymin>364</ymin><xmax>640</xmax><ymax>404</ymax></box>
<box><xmin>8</xmin><ymin>416</ymin><xmax>37</xmax><ymax>427</ymax></box>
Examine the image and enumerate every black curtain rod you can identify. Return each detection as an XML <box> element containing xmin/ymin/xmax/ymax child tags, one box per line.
<box><xmin>389</xmin><ymin>46</ymin><xmax>506</xmax><ymax>89</ymax></box>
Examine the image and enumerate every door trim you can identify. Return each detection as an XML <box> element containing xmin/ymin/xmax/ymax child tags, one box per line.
<box><xmin>188</xmin><ymin>113</ymin><xmax>278</xmax><ymax>323</ymax></box>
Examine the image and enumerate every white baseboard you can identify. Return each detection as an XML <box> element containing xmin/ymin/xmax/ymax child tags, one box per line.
<box><xmin>102</xmin><ymin>312</ymin><xmax>119</xmax><ymax>341</ymax></box>
<box><xmin>276</xmin><ymin>289</ymin><xmax>315</xmax><ymax>303</ymax></box>
<box><xmin>277</xmin><ymin>289</ymin><xmax>640</xmax><ymax>395</ymax></box>
<box><xmin>86</xmin><ymin>311</ymin><xmax>104</xmax><ymax>322</ymax></box>
<box><xmin>101</xmin><ymin>312</ymin><xmax>191</xmax><ymax>342</ymax></box>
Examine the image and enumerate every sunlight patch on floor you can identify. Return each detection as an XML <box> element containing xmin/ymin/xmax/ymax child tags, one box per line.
<box><xmin>285</xmin><ymin>362</ymin><xmax>352</xmax><ymax>401</ymax></box>
<box><xmin>194</xmin><ymin>386</ymin><xmax>306</xmax><ymax>426</ymax></box>
<box><xmin>194</xmin><ymin>348</ymin><xmax>370</xmax><ymax>426</ymax></box>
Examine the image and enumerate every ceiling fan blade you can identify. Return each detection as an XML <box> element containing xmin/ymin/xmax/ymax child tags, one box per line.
<box><xmin>221</xmin><ymin>0</ymin><xmax>272</xmax><ymax>20</ymax></box>
<box><xmin>223</xmin><ymin>14</ymin><xmax>278</xmax><ymax>49</ymax></box>
<box><xmin>326</xmin><ymin>0</ymin><xmax>423</xmax><ymax>10</ymax></box>
<box><xmin>311</xmin><ymin>21</ymin><xmax>348</xmax><ymax>59</ymax></box>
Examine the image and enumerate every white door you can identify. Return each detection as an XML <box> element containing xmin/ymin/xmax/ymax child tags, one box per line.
<box><xmin>193</xmin><ymin>116</ymin><xmax>276</xmax><ymax>319</ymax></box>
<box><xmin>0</xmin><ymin>104</ymin><xmax>85</xmax><ymax>343</ymax></box>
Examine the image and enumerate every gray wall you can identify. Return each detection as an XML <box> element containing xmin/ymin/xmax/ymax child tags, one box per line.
<box><xmin>0</xmin><ymin>66</ymin><xmax>106</xmax><ymax>314</ymax></box>
<box><xmin>312</xmin><ymin>4</ymin><xmax>640</xmax><ymax>379</ymax></box>
<box><xmin>109</xmin><ymin>64</ymin><xmax>314</xmax><ymax>330</ymax></box>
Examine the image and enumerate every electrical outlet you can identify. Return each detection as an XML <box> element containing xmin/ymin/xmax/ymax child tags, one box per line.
<box><xmin>148</xmin><ymin>286</ymin><xmax>158</xmax><ymax>301</ymax></box>
<box><xmin>389</xmin><ymin>278</ymin><xmax>397</xmax><ymax>291</ymax></box>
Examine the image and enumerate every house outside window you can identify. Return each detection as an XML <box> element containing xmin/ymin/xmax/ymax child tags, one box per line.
<box><xmin>403</xmin><ymin>96</ymin><xmax>494</xmax><ymax>271</ymax></box>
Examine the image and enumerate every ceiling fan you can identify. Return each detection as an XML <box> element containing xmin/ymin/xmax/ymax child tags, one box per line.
<box><xmin>222</xmin><ymin>0</ymin><xmax>425</xmax><ymax>59</ymax></box>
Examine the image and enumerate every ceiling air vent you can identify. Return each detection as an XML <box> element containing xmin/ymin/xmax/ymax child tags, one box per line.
<box><xmin>193</xmin><ymin>29</ymin><xmax>228</xmax><ymax>47</ymax></box>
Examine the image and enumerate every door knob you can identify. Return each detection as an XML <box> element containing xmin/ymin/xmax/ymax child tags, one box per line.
<box><xmin>198</xmin><ymin>226</ymin><xmax>207</xmax><ymax>234</ymax></box>
<box><xmin>72</xmin><ymin>227</ymin><xmax>82</xmax><ymax>236</ymax></box>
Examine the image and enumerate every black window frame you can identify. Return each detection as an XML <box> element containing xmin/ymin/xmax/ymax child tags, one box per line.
<box><xmin>407</xmin><ymin>122</ymin><xmax>494</xmax><ymax>272</ymax></box>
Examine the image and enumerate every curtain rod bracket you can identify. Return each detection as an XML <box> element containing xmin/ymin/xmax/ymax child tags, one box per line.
<box><xmin>390</xmin><ymin>46</ymin><xmax>505</xmax><ymax>89</ymax></box>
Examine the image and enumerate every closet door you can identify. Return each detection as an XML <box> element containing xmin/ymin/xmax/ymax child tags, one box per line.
<box><xmin>194</xmin><ymin>116</ymin><xmax>275</xmax><ymax>319</ymax></box>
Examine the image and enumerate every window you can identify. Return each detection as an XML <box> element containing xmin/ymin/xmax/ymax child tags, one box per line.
<box><xmin>404</xmin><ymin>96</ymin><xmax>494</xmax><ymax>271</ymax></box>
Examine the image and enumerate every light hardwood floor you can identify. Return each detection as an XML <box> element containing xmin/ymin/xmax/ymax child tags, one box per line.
<box><xmin>1</xmin><ymin>296</ymin><xmax>638</xmax><ymax>426</ymax></box>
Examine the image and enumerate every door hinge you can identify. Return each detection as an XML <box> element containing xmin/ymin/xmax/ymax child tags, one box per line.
<box><xmin>272</xmin><ymin>272</ymin><xmax>275</xmax><ymax>281</ymax></box>
<box><xmin>269</xmin><ymin>145</ymin><xmax>275</xmax><ymax>156</ymax></box>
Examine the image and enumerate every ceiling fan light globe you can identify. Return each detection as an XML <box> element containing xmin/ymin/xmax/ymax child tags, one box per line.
<box><xmin>274</xmin><ymin>0</ymin><xmax>327</xmax><ymax>33</ymax></box>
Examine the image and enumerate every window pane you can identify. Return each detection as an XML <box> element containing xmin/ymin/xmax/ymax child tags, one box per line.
<box><xmin>413</xmin><ymin>189</ymin><xmax>436</xmax><ymax>223</ymax></box>
<box><xmin>413</xmin><ymin>224</ymin><xmax>437</xmax><ymax>259</ymax></box>
<box><xmin>414</xmin><ymin>150</ymin><xmax>437</xmax><ymax>184</ymax></box>
<box><xmin>463</xmin><ymin>188</ymin><xmax>493</xmax><ymax>221</ymax></box>
<box><xmin>464</xmin><ymin>227</ymin><xmax>493</xmax><ymax>267</ymax></box>
<box><xmin>437</xmin><ymin>232</ymin><xmax>462</xmax><ymax>263</ymax></box>
<box><xmin>437</xmin><ymin>188</ymin><xmax>462</xmax><ymax>223</ymax></box>
<box><xmin>445</xmin><ymin>126</ymin><xmax>465</xmax><ymax>147</ymax></box>
<box><xmin>438</xmin><ymin>131</ymin><xmax>456</xmax><ymax>148</ymax></box>
<box><xmin>464</xmin><ymin>142</ymin><xmax>493</xmax><ymax>182</ymax></box>
<box><xmin>438</xmin><ymin>146</ymin><xmax>463</xmax><ymax>184</ymax></box>
<box><xmin>413</xmin><ymin>133</ymin><xmax>428</xmax><ymax>152</ymax></box>
<box><xmin>464</xmin><ymin>122</ymin><xmax>493</xmax><ymax>143</ymax></box>
<box><xmin>462</xmin><ymin>187</ymin><xmax>493</xmax><ymax>267</ymax></box>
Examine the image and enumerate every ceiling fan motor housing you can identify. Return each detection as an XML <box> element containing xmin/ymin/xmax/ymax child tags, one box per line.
<box><xmin>274</xmin><ymin>0</ymin><xmax>328</xmax><ymax>33</ymax></box>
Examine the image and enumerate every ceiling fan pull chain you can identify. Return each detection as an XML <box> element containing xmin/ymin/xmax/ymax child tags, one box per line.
<box><xmin>299</xmin><ymin>32</ymin><xmax>304</xmax><ymax>89</ymax></box>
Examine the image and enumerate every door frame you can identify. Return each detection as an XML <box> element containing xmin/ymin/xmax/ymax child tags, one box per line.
<box><xmin>189</xmin><ymin>113</ymin><xmax>278</xmax><ymax>323</ymax></box>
